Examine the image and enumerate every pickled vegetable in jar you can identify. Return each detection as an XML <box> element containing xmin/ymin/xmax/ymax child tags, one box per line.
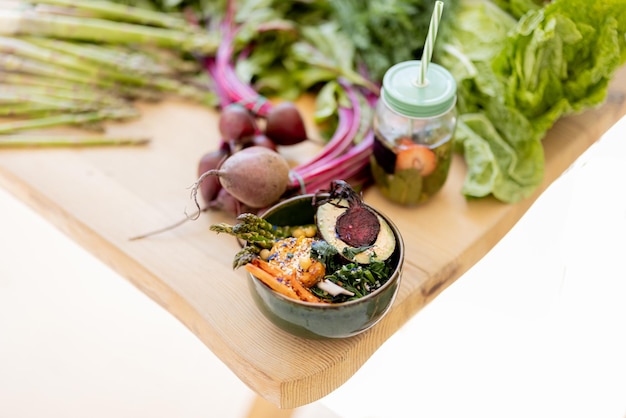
<box><xmin>371</xmin><ymin>60</ymin><xmax>457</xmax><ymax>205</ymax></box>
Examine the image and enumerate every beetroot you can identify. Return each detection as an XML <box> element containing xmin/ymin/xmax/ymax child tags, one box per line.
<box><xmin>195</xmin><ymin>146</ymin><xmax>290</xmax><ymax>209</ymax></box>
<box><xmin>197</xmin><ymin>145</ymin><xmax>230</xmax><ymax>204</ymax></box>
<box><xmin>218</xmin><ymin>103</ymin><xmax>257</xmax><ymax>143</ymax></box>
<box><xmin>243</xmin><ymin>133</ymin><xmax>278</xmax><ymax>151</ymax></box>
<box><xmin>264</xmin><ymin>101</ymin><xmax>308</xmax><ymax>146</ymax></box>
<box><xmin>208</xmin><ymin>188</ymin><xmax>256</xmax><ymax>216</ymax></box>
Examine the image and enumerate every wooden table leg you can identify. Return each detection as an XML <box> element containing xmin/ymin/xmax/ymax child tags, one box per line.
<box><xmin>246</xmin><ymin>396</ymin><xmax>295</xmax><ymax>418</ymax></box>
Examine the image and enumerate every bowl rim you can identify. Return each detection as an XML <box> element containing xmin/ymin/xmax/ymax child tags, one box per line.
<box><xmin>250</xmin><ymin>193</ymin><xmax>405</xmax><ymax>308</ymax></box>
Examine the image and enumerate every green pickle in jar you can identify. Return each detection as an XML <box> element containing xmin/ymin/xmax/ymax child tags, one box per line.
<box><xmin>372</xmin><ymin>61</ymin><xmax>457</xmax><ymax>206</ymax></box>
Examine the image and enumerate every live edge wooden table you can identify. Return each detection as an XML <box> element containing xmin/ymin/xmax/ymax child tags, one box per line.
<box><xmin>1</xmin><ymin>66</ymin><xmax>624</xmax><ymax>410</ymax></box>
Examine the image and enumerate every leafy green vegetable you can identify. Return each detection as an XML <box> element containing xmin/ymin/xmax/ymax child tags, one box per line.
<box><xmin>326</xmin><ymin>0</ymin><xmax>460</xmax><ymax>81</ymax></box>
<box><xmin>341</xmin><ymin>245</ymin><xmax>375</xmax><ymax>261</ymax></box>
<box><xmin>440</xmin><ymin>0</ymin><xmax>626</xmax><ymax>202</ymax></box>
<box><xmin>313</xmin><ymin>261</ymin><xmax>393</xmax><ymax>302</ymax></box>
<box><xmin>310</xmin><ymin>239</ymin><xmax>338</xmax><ymax>268</ymax></box>
<box><xmin>310</xmin><ymin>238</ymin><xmax>393</xmax><ymax>302</ymax></box>
<box><xmin>490</xmin><ymin>0</ymin><xmax>544</xmax><ymax>19</ymax></box>
<box><xmin>211</xmin><ymin>0</ymin><xmax>460</xmax><ymax>100</ymax></box>
<box><xmin>290</xmin><ymin>23</ymin><xmax>379</xmax><ymax>92</ymax></box>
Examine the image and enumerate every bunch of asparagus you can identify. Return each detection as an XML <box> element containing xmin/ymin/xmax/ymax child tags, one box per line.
<box><xmin>0</xmin><ymin>0</ymin><xmax>220</xmax><ymax>147</ymax></box>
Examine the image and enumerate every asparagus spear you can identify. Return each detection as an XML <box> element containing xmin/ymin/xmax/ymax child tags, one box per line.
<box><xmin>1</xmin><ymin>37</ymin><xmax>216</xmax><ymax>104</ymax></box>
<box><xmin>29</xmin><ymin>0</ymin><xmax>194</xmax><ymax>31</ymax></box>
<box><xmin>0</xmin><ymin>103</ymin><xmax>116</xmax><ymax>118</ymax></box>
<box><xmin>209</xmin><ymin>222</ymin><xmax>277</xmax><ymax>249</ymax></box>
<box><xmin>0</xmin><ymin>68</ymin><xmax>166</xmax><ymax>103</ymax></box>
<box><xmin>2</xmin><ymin>85</ymin><xmax>130</xmax><ymax>108</ymax></box>
<box><xmin>233</xmin><ymin>247</ymin><xmax>262</xmax><ymax>269</ymax></box>
<box><xmin>0</xmin><ymin>108</ymin><xmax>139</xmax><ymax>134</ymax></box>
<box><xmin>127</xmin><ymin>44</ymin><xmax>202</xmax><ymax>74</ymax></box>
<box><xmin>0</xmin><ymin>9</ymin><xmax>220</xmax><ymax>54</ymax></box>
<box><xmin>0</xmin><ymin>70</ymin><xmax>96</xmax><ymax>90</ymax></box>
<box><xmin>0</xmin><ymin>102</ymin><xmax>65</xmax><ymax>117</ymax></box>
<box><xmin>210</xmin><ymin>214</ymin><xmax>310</xmax><ymax>243</ymax></box>
<box><xmin>0</xmin><ymin>134</ymin><xmax>150</xmax><ymax>147</ymax></box>
<box><xmin>1</xmin><ymin>36</ymin><xmax>164</xmax><ymax>85</ymax></box>
<box><xmin>0</xmin><ymin>90</ymin><xmax>93</xmax><ymax>111</ymax></box>
<box><xmin>0</xmin><ymin>52</ymin><xmax>106</xmax><ymax>85</ymax></box>
<box><xmin>25</xmin><ymin>36</ymin><xmax>182</xmax><ymax>76</ymax></box>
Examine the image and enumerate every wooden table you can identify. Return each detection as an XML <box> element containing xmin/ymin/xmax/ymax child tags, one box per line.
<box><xmin>1</xmin><ymin>66</ymin><xmax>624</xmax><ymax>410</ymax></box>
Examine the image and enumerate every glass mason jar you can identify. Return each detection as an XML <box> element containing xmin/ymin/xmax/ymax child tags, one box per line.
<box><xmin>371</xmin><ymin>60</ymin><xmax>457</xmax><ymax>205</ymax></box>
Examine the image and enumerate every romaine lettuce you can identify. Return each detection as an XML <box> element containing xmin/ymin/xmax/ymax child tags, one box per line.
<box><xmin>439</xmin><ymin>0</ymin><xmax>626</xmax><ymax>202</ymax></box>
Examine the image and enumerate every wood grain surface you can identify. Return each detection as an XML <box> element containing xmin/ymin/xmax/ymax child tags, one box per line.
<box><xmin>1</xmin><ymin>66</ymin><xmax>624</xmax><ymax>409</ymax></box>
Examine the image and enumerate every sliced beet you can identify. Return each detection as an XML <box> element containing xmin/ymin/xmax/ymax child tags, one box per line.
<box><xmin>314</xmin><ymin>180</ymin><xmax>396</xmax><ymax>264</ymax></box>
<box><xmin>335</xmin><ymin>205</ymin><xmax>380</xmax><ymax>247</ymax></box>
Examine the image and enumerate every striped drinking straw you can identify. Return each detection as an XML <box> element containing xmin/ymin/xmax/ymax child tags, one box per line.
<box><xmin>417</xmin><ymin>1</ymin><xmax>444</xmax><ymax>87</ymax></box>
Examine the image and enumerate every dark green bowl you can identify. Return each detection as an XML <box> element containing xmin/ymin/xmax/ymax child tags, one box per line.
<box><xmin>247</xmin><ymin>194</ymin><xmax>404</xmax><ymax>339</ymax></box>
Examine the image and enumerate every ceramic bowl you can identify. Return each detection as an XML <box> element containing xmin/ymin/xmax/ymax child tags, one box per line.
<box><xmin>247</xmin><ymin>194</ymin><xmax>404</xmax><ymax>339</ymax></box>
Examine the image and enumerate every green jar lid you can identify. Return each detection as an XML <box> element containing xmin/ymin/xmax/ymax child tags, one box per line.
<box><xmin>381</xmin><ymin>60</ymin><xmax>457</xmax><ymax>118</ymax></box>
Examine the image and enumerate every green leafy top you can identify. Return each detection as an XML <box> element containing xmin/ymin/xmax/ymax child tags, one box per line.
<box><xmin>109</xmin><ymin>0</ymin><xmax>625</xmax><ymax>204</ymax></box>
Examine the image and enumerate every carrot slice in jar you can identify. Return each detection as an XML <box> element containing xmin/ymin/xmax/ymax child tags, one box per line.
<box><xmin>394</xmin><ymin>142</ymin><xmax>437</xmax><ymax>176</ymax></box>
